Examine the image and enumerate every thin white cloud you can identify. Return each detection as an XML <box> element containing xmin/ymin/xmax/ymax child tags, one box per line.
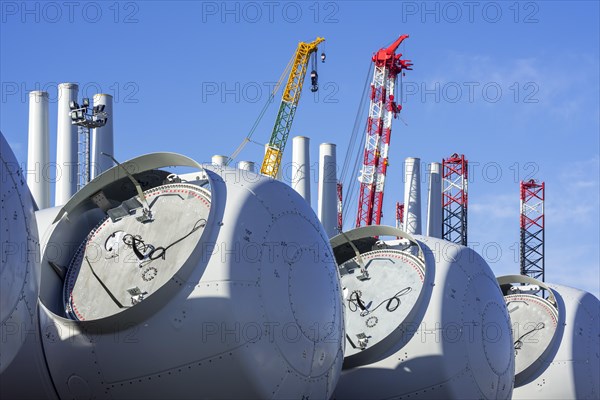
<box><xmin>425</xmin><ymin>51</ymin><xmax>599</xmax><ymax>121</ymax></box>
<box><xmin>470</xmin><ymin>193</ymin><xmax>516</xmax><ymax>220</ymax></box>
<box><xmin>547</xmin><ymin>156</ymin><xmax>600</xmax><ymax>226</ymax></box>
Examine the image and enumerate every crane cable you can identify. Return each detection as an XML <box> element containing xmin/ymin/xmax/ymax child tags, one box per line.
<box><xmin>226</xmin><ymin>54</ymin><xmax>295</xmax><ymax>165</ymax></box>
<box><xmin>340</xmin><ymin>61</ymin><xmax>373</xmax><ymax>226</ymax></box>
<box><xmin>340</xmin><ymin>60</ymin><xmax>371</xmax><ymax>182</ymax></box>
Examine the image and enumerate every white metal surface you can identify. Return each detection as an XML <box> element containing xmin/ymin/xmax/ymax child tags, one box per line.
<box><xmin>25</xmin><ymin>152</ymin><xmax>343</xmax><ymax>399</ymax></box>
<box><xmin>332</xmin><ymin>228</ymin><xmax>515</xmax><ymax>399</ymax></box>
<box><xmin>337</xmin><ymin>230</ymin><xmax>426</xmax><ymax>362</ymax></box>
<box><xmin>0</xmin><ymin>133</ymin><xmax>58</xmax><ymax>399</ymax></box>
<box><xmin>237</xmin><ymin>160</ymin><xmax>255</xmax><ymax>172</ymax></box>
<box><xmin>318</xmin><ymin>143</ymin><xmax>337</xmax><ymax>238</ymax></box>
<box><xmin>498</xmin><ymin>275</ymin><xmax>600</xmax><ymax>399</ymax></box>
<box><xmin>90</xmin><ymin>94</ymin><xmax>114</xmax><ymax>178</ymax></box>
<box><xmin>0</xmin><ymin>132</ymin><xmax>41</xmax><ymax>373</ymax></box>
<box><xmin>64</xmin><ymin>184</ymin><xmax>212</xmax><ymax>321</ymax></box>
<box><xmin>403</xmin><ymin>157</ymin><xmax>422</xmax><ymax>234</ymax></box>
<box><xmin>291</xmin><ymin>136</ymin><xmax>311</xmax><ymax>204</ymax></box>
<box><xmin>55</xmin><ymin>83</ymin><xmax>79</xmax><ymax>206</ymax></box>
<box><xmin>27</xmin><ymin>91</ymin><xmax>50</xmax><ymax>209</ymax></box>
<box><xmin>426</xmin><ymin>162</ymin><xmax>441</xmax><ymax>238</ymax></box>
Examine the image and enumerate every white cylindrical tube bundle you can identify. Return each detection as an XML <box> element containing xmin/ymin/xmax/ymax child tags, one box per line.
<box><xmin>212</xmin><ymin>155</ymin><xmax>228</xmax><ymax>167</ymax></box>
<box><xmin>91</xmin><ymin>94</ymin><xmax>114</xmax><ymax>178</ymax></box>
<box><xmin>55</xmin><ymin>83</ymin><xmax>79</xmax><ymax>206</ymax></box>
<box><xmin>426</xmin><ymin>162</ymin><xmax>442</xmax><ymax>238</ymax></box>
<box><xmin>403</xmin><ymin>157</ymin><xmax>422</xmax><ymax>235</ymax></box>
<box><xmin>318</xmin><ymin>143</ymin><xmax>337</xmax><ymax>238</ymax></box>
<box><xmin>237</xmin><ymin>161</ymin><xmax>255</xmax><ymax>172</ymax></box>
<box><xmin>291</xmin><ymin>136</ymin><xmax>311</xmax><ymax>204</ymax></box>
<box><xmin>27</xmin><ymin>91</ymin><xmax>50</xmax><ymax>209</ymax></box>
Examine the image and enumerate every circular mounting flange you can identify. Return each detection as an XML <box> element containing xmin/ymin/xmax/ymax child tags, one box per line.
<box><xmin>505</xmin><ymin>293</ymin><xmax>558</xmax><ymax>376</ymax></box>
<box><xmin>339</xmin><ymin>249</ymin><xmax>425</xmax><ymax>358</ymax></box>
<box><xmin>64</xmin><ymin>183</ymin><xmax>211</xmax><ymax>320</ymax></box>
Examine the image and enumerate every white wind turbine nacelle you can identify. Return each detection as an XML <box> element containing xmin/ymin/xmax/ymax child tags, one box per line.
<box><xmin>498</xmin><ymin>275</ymin><xmax>600</xmax><ymax>399</ymax></box>
<box><xmin>0</xmin><ymin>133</ymin><xmax>42</xmax><ymax>373</ymax></box>
<box><xmin>1</xmin><ymin>133</ymin><xmax>58</xmax><ymax>398</ymax></box>
<box><xmin>331</xmin><ymin>227</ymin><xmax>515</xmax><ymax>399</ymax></box>
<box><xmin>2</xmin><ymin>151</ymin><xmax>344</xmax><ymax>399</ymax></box>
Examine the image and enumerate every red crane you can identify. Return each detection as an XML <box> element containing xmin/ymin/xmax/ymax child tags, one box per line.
<box><xmin>355</xmin><ymin>35</ymin><xmax>413</xmax><ymax>227</ymax></box>
<box><xmin>395</xmin><ymin>202</ymin><xmax>404</xmax><ymax>229</ymax></box>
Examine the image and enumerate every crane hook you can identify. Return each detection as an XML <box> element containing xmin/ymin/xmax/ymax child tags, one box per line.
<box><xmin>310</xmin><ymin>70</ymin><xmax>319</xmax><ymax>92</ymax></box>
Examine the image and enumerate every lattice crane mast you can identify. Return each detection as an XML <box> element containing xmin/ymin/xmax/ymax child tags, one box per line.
<box><xmin>442</xmin><ymin>153</ymin><xmax>468</xmax><ymax>245</ymax></box>
<box><xmin>260</xmin><ymin>37</ymin><xmax>325</xmax><ymax>178</ymax></box>
<box><xmin>355</xmin><ymin>35</ymin><xmax>413</xmax><ymax>227</ymax></box>
<box><xmin>395</xmin><ymin>202</ymin><xmax>404</xmax><ymax>229</ymax></box>
<box><xmin>520</xmin><ymin>179</ymin><xmax>545</xmax><ymax>281</ymax></box>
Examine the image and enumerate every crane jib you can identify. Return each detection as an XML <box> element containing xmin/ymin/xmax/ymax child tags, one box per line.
<box><xmin>260</xmin><ymin>37</ymin><xmax>325</xmax><ymax>178</ymax></box>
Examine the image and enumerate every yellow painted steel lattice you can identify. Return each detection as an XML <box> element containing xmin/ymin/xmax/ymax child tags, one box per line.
<box><xmin>260</xmin><ymin>37</ymin><xmax>324</xmax><ymax>178</ymax></box>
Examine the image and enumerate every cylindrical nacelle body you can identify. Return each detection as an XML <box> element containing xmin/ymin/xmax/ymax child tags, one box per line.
<box><xmin>91</xmin><ymin>94</ymin><xmax>114</xmax><ymax>178</ymax></box>
<box><xmin>318</xmin><ymin>143</ymin><xmax>337</xmax><ymax>238</ymax></box>
<box><xmin>55</xmin><ymin>82</ymin><xmax>79</xmax><ymax>206</ymax></box>
<box><xmin>403</xmin><ymin>157</ymin><xmax>422</xmax><ymax>235</ymax></box>
<box><xmin>0</xmin><ymin>134</ymin><xmax>57</xmax><ymax>399</ymax></box>
<box><xmin>332</xmin><ymin>228</ymin><xmax>515</xmax><ymax>399</ymax></box>
<box><xmin>27</xmin><ymin>91</ymin><xmax>50</xmax><ymax>209</ymax></box>
<box><xmin>426</xmin><ymin>162</ymin><xmax>442</xmax><ymax>238</ymax></box>
<box><xmin>498</xmin><ymin>276</ymin><xmax>600</xmax><ymax>399</ymax></box>
<box><xmin>5</xmin><ymin>153</ymin><xmax>344</xmax><ymax>399</ymax></box>
<box><xmin>292</xmin><ymin>136</ymin><xmax>311</xmax><ymax>204</ymax></box>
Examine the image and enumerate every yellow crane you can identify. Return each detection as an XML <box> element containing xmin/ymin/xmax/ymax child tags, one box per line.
<box><xmin>260</xmin><ymin>37</ymin><xmax>325</xmax><ymax>178</ymax></box>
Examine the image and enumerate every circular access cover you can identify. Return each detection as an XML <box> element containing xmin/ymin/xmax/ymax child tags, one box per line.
<box><xmin>64</xmin><ymin>183</ymin><xmax>211</xmax><ymax>321</ymax></box>
<box><xmin>339</xmin><ymin>249</ymin><xmax>425</xmax><ymax>358</ymax></box>
<box><xmin>505</xmin><ymin>293</ymin><xmax>558</xmax><ymax>376</ymax></box>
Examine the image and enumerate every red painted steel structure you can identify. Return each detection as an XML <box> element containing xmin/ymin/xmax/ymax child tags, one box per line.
<box><xmin>520</xmin><ymin>179</ymin><xmax>545</xmax><ymax>281</ymax></box>
<box><xmin>355</xmin><ymin>35</ymin><xmax>413</xmax><ymax>227</ymax></box>
<box><xmin>442</xmin><ymin>153</ymin><xmax>468</xmax><ymax>245</ymax></box>
<box><xmin>395</xmin><ymin>202</ymin><xmax>404</xmax><ymax>229</ymax></box>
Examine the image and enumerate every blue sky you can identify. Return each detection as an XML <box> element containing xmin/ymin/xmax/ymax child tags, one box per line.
<box><xmin>1</xmin><ymin>1</ymin><xmax>598</xmax><ymax>297</ymax></box>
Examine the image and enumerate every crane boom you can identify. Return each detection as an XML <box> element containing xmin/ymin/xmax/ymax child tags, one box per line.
<box><xmin>260</xmin><ymin>37</ymin><xmax>324</xmax><ymax>178</ymax></box>
<box><xmin>355</xmin><ymin>35</ymin><xmax>412</xmax><ymax>227</ymax></box>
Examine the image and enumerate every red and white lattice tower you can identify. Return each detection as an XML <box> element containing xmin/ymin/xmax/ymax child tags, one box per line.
<box><xmin>395</xmin><ymin>202</ymin><xmax>404</xmax><ymax>229</ymax></box>
<box><xmin>520</xmin><ymin>179</ymin><xmax>545</xmax><ymax>281</ymax></box>
<box><xmin>355</xmin><ymin>35</ymin><xmax>413</xmax><ymax>227</ymax></box>
<box><xmin>442</xmin><ymin>153</ymin><xmax>468</xmax><ymax>245</ymax></box>
<box><xmin>337</xmin><ymin>181</ymin><xmax>343</xmax><ymax>233</ymax></box>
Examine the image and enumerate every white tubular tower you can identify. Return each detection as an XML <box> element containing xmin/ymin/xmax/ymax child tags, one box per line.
<box><xmin>291</xmin><ymin>136</ymin><xmax>311</xmax><ymax>203</ymax></box>
<box><xmin>27</xmin><ymin>91</ymin><xmax>50</xmax><ymax>209</ymax></box>
<box><xmin>237</xmin><ymin>161</ymin><xmax>255</xmax><ymax>172</ymax></box>
<box><xmin>211</xmin><ymin>155</ymin><xmax>228</xmax><ymax>167</ymax></box>
<box><xmin>318</xmin><ymin>143</ymin><xmax>337</xmax><ymax>238</ymax></box>
<box><xmin>426</xmin><ymin>162</ymin><xmax>442</xmax><ymax>238</ymax></box>
<box><xmin>55</xmin><ymin>82</ymin><xmax>79</xmax><ymax>206</ymax></box>
<box><xmin>403</xmin><ymin>157</ymin><xmax>422</xmax><ymax>234</ymax></box>
<box><xmin>90</xmin><ymin>94</ymin><xmax>114</xmax><ymax>178</ymax></box>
